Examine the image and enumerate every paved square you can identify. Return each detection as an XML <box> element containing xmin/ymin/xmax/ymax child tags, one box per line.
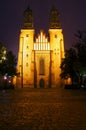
<box><xmin>0</xmin><ymin>88</ymin><xmax>86</xmax><ymax>130</ymax></box>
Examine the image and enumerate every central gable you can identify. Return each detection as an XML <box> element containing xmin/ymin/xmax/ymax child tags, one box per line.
<box><xmin>34</xmin><ymin>30</ymin><xmax>50</xmax><ymax>50</ymax></box>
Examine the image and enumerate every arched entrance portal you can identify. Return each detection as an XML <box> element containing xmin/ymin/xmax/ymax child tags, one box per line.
<box><xmin>39</xmin><ymin>79</ymin><xmax>45</xmax><ymax>88</ymax></box>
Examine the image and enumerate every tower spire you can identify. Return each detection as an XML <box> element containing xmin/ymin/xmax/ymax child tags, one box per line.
<box><xmin>49</xmin><ymin>6</ymin><xmax>61</xmax><ymax>29</ymax></box>
<box><xmin>22</xmin><ymin>6</ymin><xmax>34</xmax><ymax>29</ymax></box>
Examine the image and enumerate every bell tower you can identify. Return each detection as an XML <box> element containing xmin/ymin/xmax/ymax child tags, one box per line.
<box><xmin>22</xmin><ymin>6</ymin><xmax>34</xmax><ymax>29</ymax></box>
<box><xmin>49</xmin><ymin>6</ymin><xmax>64</xmax><ymax>87</ymax></box>
<box><xmin>49</xmin><ymin>6</ymin><xmax>61</xmax><ymax>29</ymax></box>
<box><xmin>17</xmin><ymin>6</ymin><xmax>35</xmax><ymax>87</ymax></box>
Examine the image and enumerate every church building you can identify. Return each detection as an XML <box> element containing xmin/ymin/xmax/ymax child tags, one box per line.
<box><xmin>16</xmin><ymin>6</ymin><xmax>65</xmax><ymax>88</ymax></box>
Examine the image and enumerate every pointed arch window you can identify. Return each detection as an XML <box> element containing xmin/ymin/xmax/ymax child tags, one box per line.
<box><xmin>55</xmin><ymin>34</ymin><xmax>57</xmax><ymax>38</ymax></box>
<box><xmin>39</xmin><ymin>58</ymin><xmax>45</xmax><ymax>75</ymax></box>
<box><xmin>26</xmin><ymin>34</ymin><xmax>29</xmax><ymax>37</ymax></box>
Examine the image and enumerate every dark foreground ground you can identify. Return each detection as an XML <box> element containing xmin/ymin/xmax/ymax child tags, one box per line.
<box><xmin>0</xmin><ymin>87</ymin><xmax>86</xmax><ymax>130</ymax></box>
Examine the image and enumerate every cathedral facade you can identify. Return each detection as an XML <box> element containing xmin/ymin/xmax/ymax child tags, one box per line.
<box><xmin>16</xmin><ymin>6</ymin><xmax>65</xmax><ymax>88</ymax></box>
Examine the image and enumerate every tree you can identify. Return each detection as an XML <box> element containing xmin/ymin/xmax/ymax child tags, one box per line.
<box><xmin>74</xmin><ymin>30</ymin><xmax>86</xmax><ymax>70</ymax></box>
<box><xmin>0</xmin><ymin>49</ymin><xmax>17</xmax><ymax>77</ymax></box>
<box><xmin>0</xmin><ymin>43</ymin><xmax>17</xmax><ymax>88</ymax></box>
<box><xmin>5</xmin><ymin>51</ymin><xmax>17</xmax><ymax>77</ymax></box>
<box><xmin>0</xmin><ymin>43</ymin><xmax>6</xmax><ymax>63</ymax></box>
<box><xmin>60</xmin><ymin>30</ymin><xmax>86</xmax><ymax>87</ymax></box>
<box><xmin>74</xmin><ymin>30</ymin><xmax>86</xmax><ymax>87</ymax></box>
<box><xmin>60</xmin><ymin>48</ymin><xmax>78</xmax><ymax>85</ymax></box>
<box><xmin>0</xmin><ymin>43</ymin><xmax>6</xmax><ymax>76</ymax></box>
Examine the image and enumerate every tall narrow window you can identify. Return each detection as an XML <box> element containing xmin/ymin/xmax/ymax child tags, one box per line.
<box><xmin>26</xmin><ymin>34</ymin><xmax>29</xmax><ymax>37</ymax></box>
<box><xmin>39</xmin><ymin>58</ymin><xmax>45</xmax><ymax>75</ymax></box>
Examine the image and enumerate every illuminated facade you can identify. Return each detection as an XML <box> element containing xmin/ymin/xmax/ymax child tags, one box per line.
<box><xmin>17</xmin><ymin>6</ymin><xmax>65</xmax><ymax>88</ymax></box>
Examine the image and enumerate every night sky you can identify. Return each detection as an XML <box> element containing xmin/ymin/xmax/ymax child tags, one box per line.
<box><xmin>0</xmin><ymin>0</ymin><xmax>86</xmax><ymax>57</ymax></box>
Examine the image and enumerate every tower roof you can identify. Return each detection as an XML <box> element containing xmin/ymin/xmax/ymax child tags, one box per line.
<box><xmin>22</xmin><ymin>6</ymin><xmax>34</xmax><ymax>29</ymax></box>
<box><xmin>49</xmin><ymin>6</ymin><xmax>61</xmax><ymax>29</ymax></box>
<box><xmin>24</xmin><ymin>6</ymin><xmax>32</xmax><ymax>15</ymax></box>
<box><xmin>50</xmin><ymin>6</ymin><xmax>59</xmax><ymax>14</ymax></box>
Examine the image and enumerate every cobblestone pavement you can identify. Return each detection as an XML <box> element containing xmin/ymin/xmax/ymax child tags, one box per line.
<box><xmin>0</xmin><ymin>87</ymin><xmax>86</xmax><ymax>130</ymax></box>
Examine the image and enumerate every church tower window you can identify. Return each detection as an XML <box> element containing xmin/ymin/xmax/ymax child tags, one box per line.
<box><xmin>39</xmin><ymin>58</ymin><xmax>45</xmax><ymax>75</ymax></box>
<box><xmin>55</xmin><ymin>34</ymin><xmax>57</xmax><ymax>38</ymax></box>
<box><xmin>26</xmin><ymin>34</ymin><xmax>29</xmax><ymax>37</ymax></box>
<box><xmin>26</xmin><ymin>46</ymin><xmax>29</xmax><ymax>49</ymax></box>
<box><xmin>26</xmin><ymin>54</ymin><xmax>28</xmax><ymax>57</ymax></box>
<box><xmin>26</xmin><ymin>63</ymin><xmax>28</xmax><ymax>67</ymax></box>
